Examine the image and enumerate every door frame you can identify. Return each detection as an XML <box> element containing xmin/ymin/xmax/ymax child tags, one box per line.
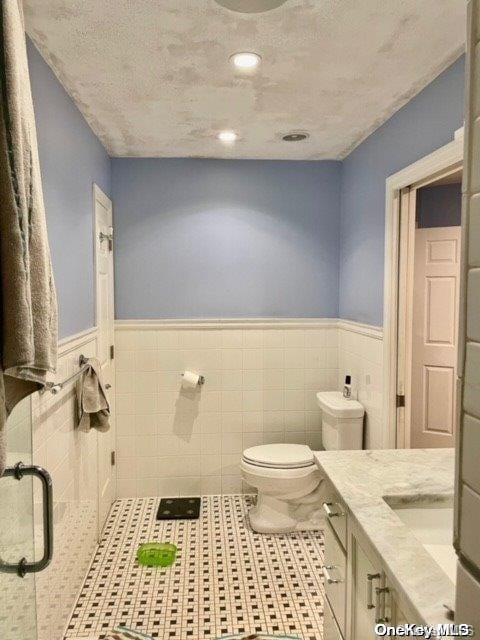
<box><xmin>383</xmin><ymin>128</ymin><xmax>464</xmax><ymax>449</ymax></box>
<box><xmin>92</xmin><ymin>183</ymin><xmax>116</xmax><ymax>534</ymax></box>
<box><xmin>93</xmin><ymin>183</ymin><xmax>114</xmax><ymax>328</ymax></box>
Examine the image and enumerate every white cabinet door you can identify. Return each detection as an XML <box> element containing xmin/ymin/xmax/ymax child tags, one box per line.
<box><xmin>351</xmin><ymin>536</ymin><xmax>385</xmax><ymax>640</ymax></box>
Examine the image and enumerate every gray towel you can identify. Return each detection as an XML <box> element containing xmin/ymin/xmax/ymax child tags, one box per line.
<box><xmin>0</xmin><ymin>0</ymin><xmax>58</xmax><ymax>475</ymax></box>
<box><xmin>76</xmin><ymin>358</ymin><xmax>110</xmax><ymax>433</ymax></box>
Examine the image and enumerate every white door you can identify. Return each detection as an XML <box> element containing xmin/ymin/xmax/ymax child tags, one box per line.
<box><xmin>94</xmin><ymin>184</ymin><xmax>116</xmax><ymax>533</ymax></box>
<box><xmin>410</xmin><ymin>226</ymin><xmax>461</xmax><ymax>448</ymax></box>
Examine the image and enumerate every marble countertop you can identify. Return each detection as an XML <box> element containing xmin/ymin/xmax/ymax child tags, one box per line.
<box><xmin>314</xmin><ymin>448</ymin><xmax>455</xmax><ymax>626</ymax></box>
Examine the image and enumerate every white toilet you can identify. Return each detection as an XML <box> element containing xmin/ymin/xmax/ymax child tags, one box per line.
<box><xmin>241</xmin><ymin>391</ymin><xmax>364</xmax><ymax>533</ymax></box>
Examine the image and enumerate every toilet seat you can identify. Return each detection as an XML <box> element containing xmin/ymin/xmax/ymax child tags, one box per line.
<box><xmin>242</xmin><ymin>444</ymin><xmax>315</xmax><ymax>469</ymax></box>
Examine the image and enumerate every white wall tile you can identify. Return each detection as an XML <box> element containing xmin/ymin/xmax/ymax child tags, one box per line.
<box><xmin>221</xmin><ymin>330</ymin><xmax>244</xmax><ymax>348</ymax></box>
<box><xmin>221</xmin><ymin>370</ymin><xmax>243</xmax><ymax>391</ymax></box>
<box><xmin>221</xmin><ymin>412</ymin><xmax>243</xmax><ymax>433</ymax></box>
<box><xmin>284</xmin><ymin>348</ymin><xmax>305</xmax><ymax>369</ymax></box>
<box><xmin>243</xmin><ymin>349</ymin><xmax>264</xmax><ymax>370</ymax></box>
<box><xmin>264</xmin><ymin>390</ymin><xmax>285</xmax><ymax>411</ymax></box>
<box><xmin>263</xmin><ymin>369</ymin><xmax>285</xmax><ymax>389</ymax></box>
<box><xmin>221</xmin><ymin>390</ymin><xmax>243</xmax><ymax>412</ymax></box>
<box><xmin>221</xmin><ymin>433</ymin><xmax>243</xmax><ymax>454</ymax></box>
<box><xmin>264</xmin><ymin>329</ymin><xmax>285</xmax><ymax>348</ymax></box>
<box><xmin>264</xmin><ymin>348</ymin><xmax>284</xmax><ymax>369</ymax></box>
<box><xmin>243</xmin><ymin>390</ymin><xmax>263</xmax><ymax>412</ymax></box>
<box><xmin>337</xmin><ymin>327</ymin><xmax>385</xmax><ymax>450</ymax></box>
<box><xmin>221</xmin><ymin>349</ymin><xmax>243</xmax><ymax>370</ymax></box>
<box><xmin>284</xmin><ymin>329</ymin><xmax>305</xmax><ymax>348</ymax></box>
<box><xmin>200</xmin><ymin>476</ymin><xmax>222</xmax><ymax>494</ymax></box>
<box><xmin>243</xmin><ymin>329</ymin><xmax>263</xmax><ymax>348</ymax></box>
<box><xmin>114</xmin><ymin>322</ymin><xmax>385</xmax><ymax>497</ymax></box>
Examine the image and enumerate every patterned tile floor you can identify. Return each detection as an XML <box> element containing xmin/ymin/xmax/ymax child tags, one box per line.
<box><xmin>65</xmin><ymin>495</ymin><xmax>325</xmax><ymax>640</ymax></box>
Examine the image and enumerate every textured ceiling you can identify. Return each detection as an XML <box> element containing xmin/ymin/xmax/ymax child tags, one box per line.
<box><xmin>24</xmin><ymin>0</ymin><xmax>466</xmax><ymax>159</ymax></box>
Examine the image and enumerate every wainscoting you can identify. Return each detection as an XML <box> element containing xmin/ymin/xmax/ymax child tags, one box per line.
<box><xmin>115</xmin><ymin>320</ymin><xmax>338</xmax><ymax>497</ymax></box>
<box><xmin>114</xmin><ymin>319</ymin><xmax>384</xmax><ymax>498</ymax></box>
<box><xmin>31</xmin><ymin>329</ymin><xmax>100</xmax><ymax>640</ymax></box>
<box><xmin>337</xmin><ymin>321</ymin><xmax>384</xmax><ymax>449</ymax></box>
<box><xmin>16</xmin><ymin>318</ymin><xmax>384</xmax><ymax>638</ymax></box>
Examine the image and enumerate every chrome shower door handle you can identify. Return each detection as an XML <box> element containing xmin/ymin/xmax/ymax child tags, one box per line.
<box><xmin>0</xmin><ymin>462</ymin><xmax>53</xmax><ymax>577</ymax></box>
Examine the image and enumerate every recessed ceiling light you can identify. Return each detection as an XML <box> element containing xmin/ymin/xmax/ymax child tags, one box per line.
<box><xmin>230</xmin><ymin>52</ymin><xmax>262</xmax><ymax>70</ymax></box>
<box><xmin>218</xmin><ymin>130</ymin><xmax>238</xmax><ymax>143</ymax></box>
<box><xmin>215</xmin><ymin>0</ymin><xmax>288</xmax><ymax>13</ymax></box>
<box><xmin>282</xmin><ymin>132</ymin><xmax>309</xmax><ymax>142</ymax></box>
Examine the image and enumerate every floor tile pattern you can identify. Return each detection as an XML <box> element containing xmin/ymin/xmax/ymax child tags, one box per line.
<box><xmin>65</xmin><ymin>495</ymin><xmax>324</xmax><ymax>640</ymax></box>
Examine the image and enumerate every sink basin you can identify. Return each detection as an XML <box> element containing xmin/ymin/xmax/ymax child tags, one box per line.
<box><xmin>384</xmin><ymin>496</ymin><xmax>456</xmax><ymax>583</ymax></box>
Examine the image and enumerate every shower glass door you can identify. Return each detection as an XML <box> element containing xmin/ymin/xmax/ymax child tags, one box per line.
<box><xmin>0</xmin><ymin>397</ymin><xmax>37</xmax><ymax>640</ymax></box>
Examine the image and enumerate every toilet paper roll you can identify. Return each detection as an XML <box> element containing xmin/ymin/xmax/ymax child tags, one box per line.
<box><xmin>182</xmin><ymin>371</ymin><xmax>200</xmax><ymax>388</ymax></box>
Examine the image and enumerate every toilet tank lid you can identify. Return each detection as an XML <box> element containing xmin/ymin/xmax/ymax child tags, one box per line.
<box><xmin>243</xmin><ymin>444</ymin><xmax>314</xmax><ymax>468</ymax></box>
<box><xmin>316</xmin><ymin>391</ymin><xmax>365</xmax><ymax>418</ymax></box>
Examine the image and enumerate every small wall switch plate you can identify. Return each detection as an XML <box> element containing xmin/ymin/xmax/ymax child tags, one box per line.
<box><xmin>365</xmin><ymin>374</ymin><xmax>371</xmax><ymax>385</ymax></box>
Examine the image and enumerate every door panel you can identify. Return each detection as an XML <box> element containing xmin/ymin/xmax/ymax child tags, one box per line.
<box><xmin>425</xmin><ymin>277</ymin><xmax>456</xmax><ymax>343</ymax></box>
<box><xmin>411</xmin><ymin>226</ymin><xmax>461</xmax><ymax>448</ymax></box>
<box><xmin>423</xmin><ymin>366</ymin><xmax>454</xmax><ymax>434</ymax></box>
<box><xmin>94</xmin><ymin>185</ymin><xmax>116</xmax><ymax>534</ymax></box>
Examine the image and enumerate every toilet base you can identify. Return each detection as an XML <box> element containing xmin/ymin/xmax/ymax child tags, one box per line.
<box><xmin>248</xmin><ymin>485</ymin><xmax>325</xmax><ymax>534</ymax></box>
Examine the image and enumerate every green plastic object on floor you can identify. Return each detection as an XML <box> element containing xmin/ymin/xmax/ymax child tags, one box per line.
<box><xmin>136</xmin><ymin>542</ymin><xmax>177</xmax><ymax>567</ymax></box>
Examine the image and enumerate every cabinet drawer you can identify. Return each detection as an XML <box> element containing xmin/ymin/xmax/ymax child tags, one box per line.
<box><xmin>324</xmin><ymin>596</ymin><xmax>344</xmax><ymax>640</ymax></box>
<box><xmin>323</xmin><ymin>492</ymin><xmax>347</xmax><ymax>549</ymax></box>
<box><xmin>324</xmin><ymin>522</ymin><xmax>347</xmax><ymax>637</ymax></box>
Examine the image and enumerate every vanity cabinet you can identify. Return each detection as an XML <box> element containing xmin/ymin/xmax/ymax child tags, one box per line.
<box><xmin>322</xmin><ymin>482</ymin><xmax>415</xmax><ymax>640</ymax></box>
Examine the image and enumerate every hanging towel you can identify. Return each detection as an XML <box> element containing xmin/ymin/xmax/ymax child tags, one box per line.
<box><xmin>76</xmin><ymin>357</ymin><xmax>110</xmax><ymax>433</ymax></box>
<box><xmin>0</xmin><ymin>0</ymin><xmax>58</xmax><ymax>475</ymax></box>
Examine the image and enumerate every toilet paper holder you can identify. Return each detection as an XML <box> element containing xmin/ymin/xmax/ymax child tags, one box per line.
<box><xmin>181</xmin><ymin>372</ymin><xmax>205</xmax><ymax>386</ymax></box>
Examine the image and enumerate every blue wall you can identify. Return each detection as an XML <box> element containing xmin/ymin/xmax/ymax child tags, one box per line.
<box><xmin>339</xmin><ymin>56</ymin><xmax>465</xmax><ymax>326</ymax></box>
<box><xmin>416</xmin><ymin>183</ymin><xmax>462</xmax><ymax>228</ymax></box>
<box><xmin>112</xmin><ymin>159</ymin><xmax>341</xmax><ymax>319</ymax></box>
<box><xmin>28</xmin><ymin>40</ymin><xmax>111</xmax><ymax>339</ymax></box>
<box><xmin>28</xmin><ymin>36</ymin><xmax>465</xmax><ymax>328</ymax></box>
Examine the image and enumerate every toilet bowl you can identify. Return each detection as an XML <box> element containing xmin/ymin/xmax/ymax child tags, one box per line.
<box><xmin>241</xmin><ymin>444</ymin><xmax>325</xmax><ymax>533</ymax></box>
<box><xmin>241</xmin><ymin>392</ymin><xmax>364</xmax><ymax>534</ymax></box>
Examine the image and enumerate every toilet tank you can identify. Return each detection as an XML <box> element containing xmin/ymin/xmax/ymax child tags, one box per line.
<box><xmin>316</xmin><ymin>391</ymin><xmax>365</xmax><ymax>451</ymax></box>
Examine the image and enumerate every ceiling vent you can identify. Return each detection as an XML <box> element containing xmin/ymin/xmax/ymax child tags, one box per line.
<box><xmin>214</xmin><ymin>0</ymin><xmax>288</xmax><ymax>13</ymax></box>
<box><xmin>282</xmin><ymin>132</ymin><xmax>309</xmax><ymax>142</ymax></box>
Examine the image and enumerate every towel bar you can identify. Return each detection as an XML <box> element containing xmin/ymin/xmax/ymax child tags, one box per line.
<box><xmin>47</xmin><ymin>354</ymin><xmax>89</xmax><ymax>394</ymax></box>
